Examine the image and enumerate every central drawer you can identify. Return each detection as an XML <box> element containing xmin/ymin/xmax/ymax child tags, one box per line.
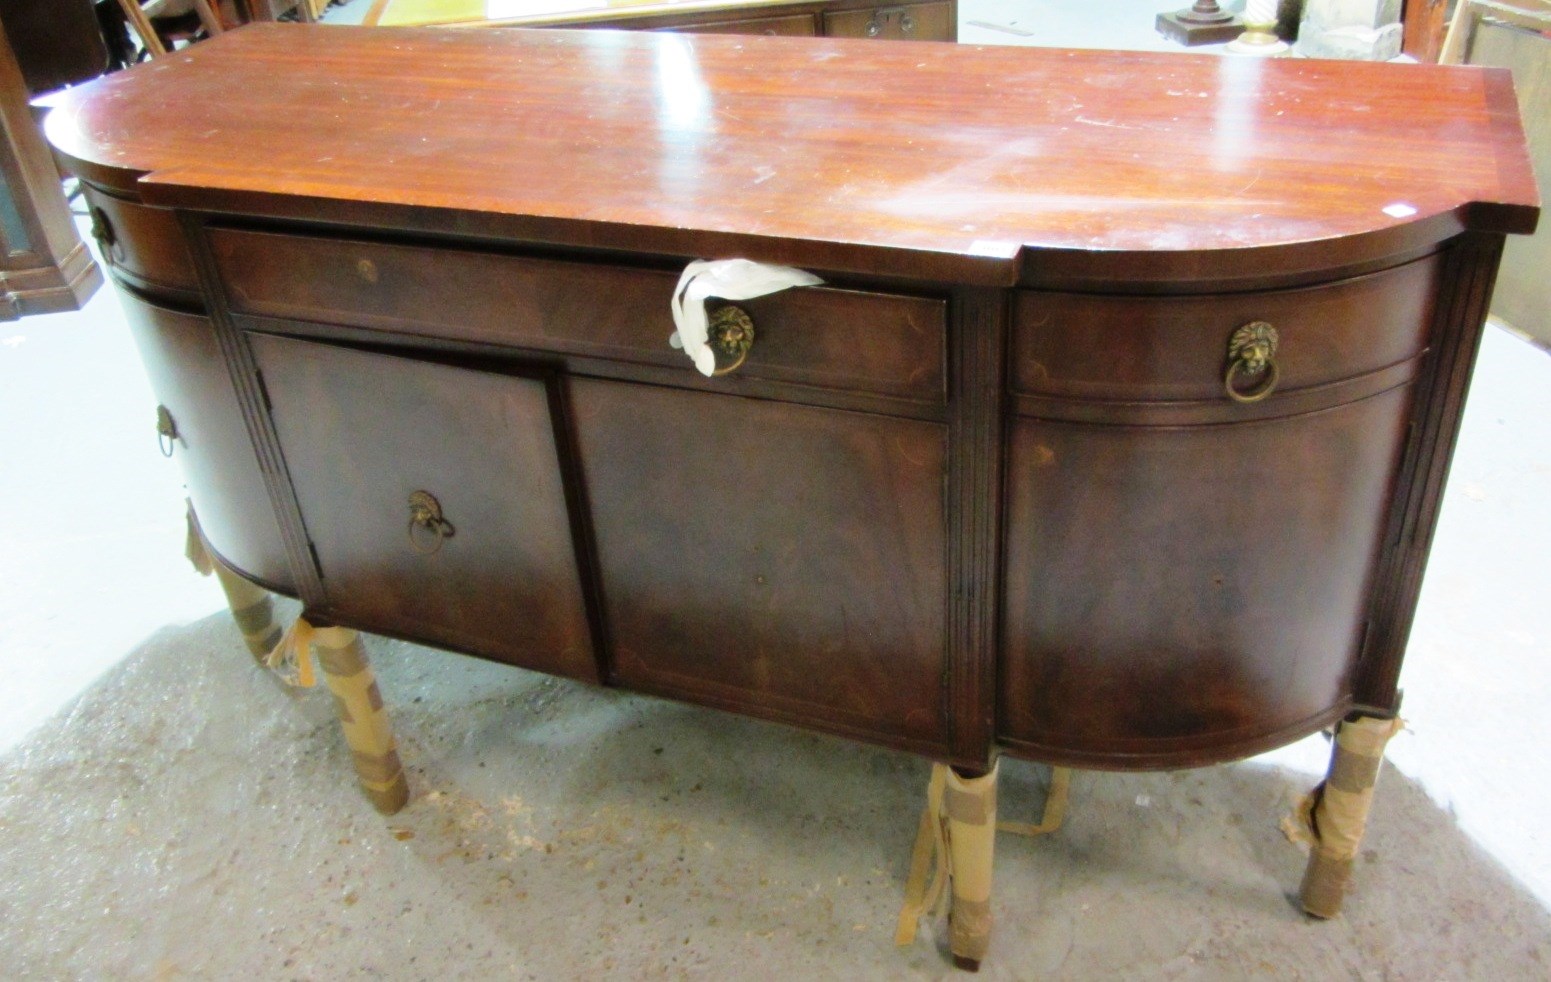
<box><xmin>208</xmin><ymin>227</ymin><xmax>946</xmax><ymax>406</ymax></box>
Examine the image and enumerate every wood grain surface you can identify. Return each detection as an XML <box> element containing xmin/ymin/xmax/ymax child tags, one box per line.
<box><xmin>206</xmin><ymin>225</ymin><xmax>947</xmax><ymax>405</ymax></box>
<box><xmin>570</xmin><ymin>376</ymin><xmax>950</xmax><ymax>752</ymax></box>
<box><xmin>250</xmin><ymin>333</ymin><xmax>598</xmax><ymax>682</ymax></box>
<box><xmin>1000</xmin><ymin>385</ymin><xmax>1416</xmax><ymax>768</ymax></box>
<box><xmin>44</xmin><ymin>24</ymin><xmax>1538</xmax><ymax>288</ymax></box>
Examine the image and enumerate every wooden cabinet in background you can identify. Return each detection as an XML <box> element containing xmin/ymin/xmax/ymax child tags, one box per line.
<box><xmin>0</xmin><ymin>20</ymin><xmax>99</xmax><ymax>320</ymax></box>
<box><xmin>365</xmin><ymin>0</ymin><xmax>957</xmax><ymax>41</ymax></box>
<box><xmin>824</xmin><ymin>1</ymin><xmax>951</xmax><ymax>39</ymax></box>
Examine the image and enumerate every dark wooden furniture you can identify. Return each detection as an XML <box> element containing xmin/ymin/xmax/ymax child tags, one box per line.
<box><xmin>365</xmin><ymin>0</ymin><xmax>955</xmax><ymax>42</ymax></box>
<box><xmin>0</xmin><ymin>0</ymin><xmax>110</xmax><ymax>95</ymax></box>
<box><xmin>1403</xmin><ymin>0</ymin><xmax>1451</xmax><ymax>61</ymax></box>
<box><xmin>0</xmin><ymin>20</ymin><xmax>100</xmax><ymax>319</ymax></box>
<box><xmin>45</xmin><ymin>24</ymin><xmax>1538</xmax><ymax>967</ymax></box>
<box><xmin>1443</xmin><ymin>0</ymin><xmax>1550</xmax><ymax>345</ymax></box>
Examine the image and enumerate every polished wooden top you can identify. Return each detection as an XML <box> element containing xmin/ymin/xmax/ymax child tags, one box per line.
<box><xmin>46</xmin><ymin>25</ymin><xmax>1538</xmax><ymax>285</ymax></box>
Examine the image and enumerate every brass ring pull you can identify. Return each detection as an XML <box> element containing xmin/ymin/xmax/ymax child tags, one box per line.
<box><xmin>407</xmin><ymin>490</ymin><xmax>455</xmax><ymax>555</ymax></box>
<box><xmin>708</xmin><ymin>304</ymin><xmax>755</xmax><ymax>377</ymax></box>
<box><xmin>89</xmin><ymin>207</ymin><xmax>124</xmax><ymax>265</ymax></box>
<box><xmin>713</xmin><ymin>347</ymin><xmax>750</xmax><ymax>376</ymax></box>
<box><xmin>1224</xmin><ymin>321</ymin><xmax>1280</xmax><ymax>404</ymax></box>
<box><xmin>156</xmin><ymin>405</ymin><xmax>178</xmax><ymax>457</ymax></box>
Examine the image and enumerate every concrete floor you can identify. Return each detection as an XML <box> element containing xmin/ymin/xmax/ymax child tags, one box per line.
<box><xmin>4</xmin><ymin>3</ymin><xmax>1551</xmax><ymax>977</ymax></box>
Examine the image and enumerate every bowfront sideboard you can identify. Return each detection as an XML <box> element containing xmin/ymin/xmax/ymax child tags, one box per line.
<box><xmin>47</xmin><ymin>25</ymin><xmax>1537</xmax><ymax>968</ymax></box>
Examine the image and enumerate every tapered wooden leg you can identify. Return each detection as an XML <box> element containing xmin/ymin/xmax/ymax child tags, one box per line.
<box><xmin>945</xmin><ymin>764</ymin><xmax>999</xmax><ymax>970</ymax></box>
<box><xmin>312</xmin><ymin>626</ymin><xmax>410</xmax><ymax>815</ymax></box>
<box><xmin>184</xmin><ymin>501</ymin><xmax>282</xmax><ymax>663</ymax></box>
<box><xmin>210</xmin><ymin>560</ymin><xmax>281</xmax><ymax>663</ymax></box>
<box><xmin>1296</xmin><ymin>714</ymin><xmax>1404</xmax><ymax>918</ymax></box>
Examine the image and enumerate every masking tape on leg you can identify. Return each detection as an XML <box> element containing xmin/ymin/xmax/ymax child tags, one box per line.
<box><xmin>212</xmin><ymin>561</ymin><xmax>279</xmax><ymax>661</ymax></box>
<box><xmin>946</xmin><ymin>763</ymin><xmax>998</xmax><ymax>966</ymax></box>
<box><xmin>315</xmin><ymin>628</ymin><xmax>408</xmax><ymax>815</ymax></box>
<box><xmin>1286</xmin><ymin>715</ymin><xmax>1403</xmax><ymax>918</ymax></box>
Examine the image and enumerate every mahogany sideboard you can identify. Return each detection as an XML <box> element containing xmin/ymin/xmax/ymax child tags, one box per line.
<box><xmin>46</xmin><ymin>24</ymin><xmax>1537</xmax><ymax>967</ymax></box>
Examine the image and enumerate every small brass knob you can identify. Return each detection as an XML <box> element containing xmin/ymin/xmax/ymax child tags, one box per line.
<box><xmin>156</xmin><ymin>405</ymin><xmax>178</xmax><ymax>457</ymax></box>
<box><xmin>708</xmin><ymin>304</ymin><xmax>755</xmax><ymax>377</ymax></box>
<box><xmin>901</xmin><ymin>14</ymin><xmax>915</xmax><ymax>32</ymax></box>
<box><xmin>1224</xmin><ymin>321</ymin><xmax>1279</xmax><ymax>403</ymax></box>
<box><xmin>866</xmin><ymin>19</ymin><xmax>881</xmax><ymax>35</ymax></box>
<box><xmin>407</xmin><ymin>490</ymin><xmax>455</xmax><ymax>555</ymax></box>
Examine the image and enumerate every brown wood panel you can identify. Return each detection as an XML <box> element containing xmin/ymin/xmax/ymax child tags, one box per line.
<box><xmin>41</xmin><ymin>26</ymin><xmax>1538</xmax><ymax>289</ymax></box>
<box><xmin>1353</xmin><ymin>233</ymin><xmax>1507</xmax><ymax>713</ymax></box>
<box><xmin>1012</xmin><ymin>255</ymin><xmax>1442</xmax><ymax>404</ymax></box>
<box><xmin>80</xmin><ymin>186</ymin><xmax>200</xmax><ymax>299</ymax></box>
<box><xmin>1000</xmin><ymin>386</ymin><xmax>1416</xmax><ymax>768</ymax></box>
<box><xmin>1011</xmin><ymin>358</ymin><xmax>1423</xmax><ymax>428</ymax></box>
<box><xmin>943</xmin><ymin>288</ymin><xmax>1006</xmax><ymax>766</ymax></box>
<box><xmin>119</xmin><ymin>292</ymin><xmax>293</xmax><ymax>590</ymax></box>
<box><xmin>248</xmin><ymin>333</ymin><xmax>596</xmax><ymax>681</ymax></box>
<box><xmin>571</xmin><ymin>377</ymin><xmax>949</xmax><ymax>751</ymax></box>
<box><xmin>209</xmin><ymin>226</ymin><xmax>946</xmax><ymax>405</ymax></box>
<box><xmin>823</xmin><ymin>1</ymin><xmax>951</xmax><ymax>40</ymax></box>
<box><xmin>663</xmin><ymin>13</ymin><xmax>816</xmax><ymax>35</ymax></box>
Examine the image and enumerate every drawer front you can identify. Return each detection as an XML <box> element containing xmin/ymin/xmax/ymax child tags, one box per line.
<box><xmin>823</xmin><ymin>2</ymin><xmax>953</xmax><ymax>40</ymax></box>
<box><xmin>248</xmin><ymin>334</ymin><xmax>596</xmax><ymax>681</ymax></box>
<box><xmin>121</xmin><ymin>294</ymin><xmax>293</xmax><ymax>590</ymax></box>
<box><xmin>210</xmin><ymin>227</ymin><xmax>945</xmax><ymax>405</ymax></box>
<box><xmin>1012</xmin><ymin>254</ymin><xmax>1442</xmax><ymax>405</ymax></box>
<box><xmin>82</xmin><ymin>188</ymin><xmax>199</xmax><ymax>297</ymax></box>
<box><xmin>572</xmin><ymin>377</ymin><xmax>950</xmax><ymax>752</ymax></box>
<box><xmin>1000</xmin><ymin>384</ymin><xmax>1415</xmax><ymax>766</ymax></box>
<box><xmin>666</xmin><ymin>14</ymin><xmax>817</xmax><ymax>35</ymax></box>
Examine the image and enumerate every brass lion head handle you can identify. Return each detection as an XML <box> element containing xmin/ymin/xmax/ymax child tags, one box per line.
<box><xmin>408</xmin><ymin>490</ymin><xmax>456</xmax><ymax>555</ymax></box>
<box><xmin>1224</xmin><ymin>321</ymin><xmax>1280</xmax><ymax>404</ymax></box>
<box><xmin>708</xmin><ymin>304</ymin><xmax>755</xmax><ymax>376</ymax></box>
<box><xmin>89</xmin><ymin>207</ymin><xmax>124</xmax><ymax>265</ymax></box>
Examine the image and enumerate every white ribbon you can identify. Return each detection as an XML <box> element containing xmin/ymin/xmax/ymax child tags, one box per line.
<box><xmin>669</xmin><ymin>259</ymin><xmax>823</xmax><ymax>376</ymax></box>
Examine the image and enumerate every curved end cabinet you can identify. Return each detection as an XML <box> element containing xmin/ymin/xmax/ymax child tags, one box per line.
<box><xmin>45</xmin><ymin>25</ymin><xmax>1540</xmax><ymax>969</ymax></box>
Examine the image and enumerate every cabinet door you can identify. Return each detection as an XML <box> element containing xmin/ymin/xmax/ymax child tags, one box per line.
<box><xmin>571</xmin><ymin>379</ymin><xmax>948</xmax><ymax>751</ymax></box>
<box><xmin>248</xmin><ymin>334</ymin><xmax>596</xmax><ymax>682</ymax></box>
<box><xmin>1000</xmin><ymin>388</ymin><xmax>1414</xmax><ymax>767</ymax></box>
<box><xmin>121</xmin><ymin>293</ymin><xmax>293</xmax><ymax>590</ymax></box>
